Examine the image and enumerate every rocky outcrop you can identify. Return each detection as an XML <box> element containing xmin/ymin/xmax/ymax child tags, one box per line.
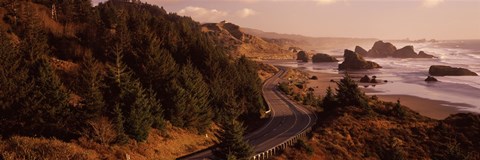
<box><xmin>393</xmin><ymin>46</ymin><xmax>418</xmax><ymax>58</ymax></box>
<box><xmin>360</xmin><ymin>75</ymin><xmax>370</xmax><ymax>83</ymax></box>
<box><xmin>201</xmin><ymin>21</ymin><xmax>292</xmax><ymax>59</ymax></box>
<box><xmin>370</xmin><ymin>76</ymin><xmax>378</xmax><ymax>83</ymax></box>
<box><xmin>312</xmin><ymin>53</ymin><xmax>338</xmax><ymax>63</ymax></box>
<box><xmin>362</xmin><ymin>41</ymin><xmax>435</xmax><ymax>58</ymax></box>
<box><xmin>418</xmin><ymin>51</ymin><xmax>435</xmax><ymax>58</ymax></box>
<box><xmin>355</xmin><ymin>46</ymin><xmax>368</xmax><ymax>57</ymax></box>
<box><xmin>429</xmin><ymin>65</ymin><xmax>478</xmax><ymax>76</ymax></box>
<box><xmin>367</xmin><ymin>41</ymin><xmax>397</xmax><ymax>57</ymax></box>
<box><xmin>425</xmin><ymin>76</ymin><xmax>438</xmax><ymax>82</ymax></box>
<box><xmin>296</xmin><ymin>51</ymin><xmax>308</xmax><ymax>62</ymax></box>
<box><xmin>338</xmin><ymin>50</ymin><xmax>382</xmax><ymax>70</ymax></box>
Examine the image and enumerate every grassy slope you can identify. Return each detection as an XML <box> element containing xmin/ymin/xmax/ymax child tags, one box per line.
<box><xmin>1</xmin><ymin>125</ymin><xmax>218</xmax><ymax>160</ymax></box>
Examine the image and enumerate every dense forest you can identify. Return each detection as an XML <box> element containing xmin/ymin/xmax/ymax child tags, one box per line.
<box><xmin>0</xmin><ymin>0</ymin><xmax>264</xmax><ymax>158</ymax></box>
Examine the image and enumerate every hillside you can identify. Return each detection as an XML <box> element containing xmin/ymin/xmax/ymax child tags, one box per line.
<box><xmin>273</xmin><ymin>74</ymin><xmax>480</xmax><ymax>160</ymax></box>
<box><xmin>242</xmin><ymin>27</ymin><xmax>378</xmax><ymax>54</ymax></box>
<box><xmin>0</xmin><ymin>1</ymin><xmax>267</xmax><ymax>159</ymax></box>
<box><xmin>202</xmin><ymin>21</ymin><xmax>294</xmax><ymax>59</ymax></box>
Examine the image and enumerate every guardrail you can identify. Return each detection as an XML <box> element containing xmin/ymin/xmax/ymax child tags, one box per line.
<box><xmin>251</xmin><ymin>127</ymin><xmax>313</xmax><ymax>160</ymax></box>
<box><xmin>251</xmin><ymin>68</ymin><xmax>315</xmax><ymax>160</ymax></box>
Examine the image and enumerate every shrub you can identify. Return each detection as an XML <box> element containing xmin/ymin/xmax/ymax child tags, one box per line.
<box><xmin>278</xmin><ymin>82</ymin><xmax>292</xmax><ymax>95</ymax></box>
<box><xmin>294</xmin><ymin>93</ymin><xmax>303</xmax><ymax>102</ymax></box>
<box><xmin>296</xmin><ymin>140</ymin><xmax>314</xmax><ymax>156</ymax></box>
<box><xmin>335</xmin><ymin>75</ymin><xmax>368</xmax><ymax>107</ymax></box>
<box><xmin>322</xmin><ymin>87</ymin><xmax>337</xmax><ymax>111</ymax></box>
<box><xmin>84</xmin><ymin>117</ymin><xmax>117</xmax><ymax>145</ymax></box>
<box><xmin>392</xmin><ymin>100</ymin><xmax>407</xmax><ymax>118</ymax></box>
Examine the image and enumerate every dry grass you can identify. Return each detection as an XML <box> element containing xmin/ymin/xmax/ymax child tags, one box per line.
<box><xmin>75</xmin><ymin>123</ymin><xmax>219</xmax><ymax>160</ymax></box>
<box><xmin>0</xmin><ymin>123</ymin><xmax>219</xmax><ymax>160</ymax></box>
<box><xmin>0</xmin><ymin>136</ymin><xmax>99</xmax><ymax>160</ymax></box>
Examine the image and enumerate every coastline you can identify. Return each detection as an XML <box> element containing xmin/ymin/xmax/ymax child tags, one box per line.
<box><xmin>303</xmin><ymin>70</ymin><xmax>465</xmax><ymax>120</ymax></box>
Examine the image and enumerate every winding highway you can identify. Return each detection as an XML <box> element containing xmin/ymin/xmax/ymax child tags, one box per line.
<box><xmin>179</xmin><ymin>69</ymin><xmax>317</xmax><ymax>160</ymax></box>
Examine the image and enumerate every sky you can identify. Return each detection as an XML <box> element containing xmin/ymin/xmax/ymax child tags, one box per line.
<box><xmin>92</xmin><ymin>0</ymin><xmax>480</xmax><ymax>40</ymax></box>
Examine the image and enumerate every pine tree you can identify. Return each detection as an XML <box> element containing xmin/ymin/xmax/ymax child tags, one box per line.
<box><xmin>321</xmin><ymin>86</ymin><xmax>337</xmax><ymax>111</ymax></box>
<box><xmin>106</xmin><ymin>45</ymin><xmax>130</xmax><ymax>143</ymax></box>
<box><xmin>73</xmin><ymin>0</ymin><xmax>93</xmax><ymax>22</ymax></box>
<box><xmin>335</xmin><ymin>74</ymin><xmax>367</xmax><ymax>107</ymax></box>
<box><xmin>303</xmin><ymin>87</ymin><xmax>316</xmax><ymax>106</ymax></box>
<box><xmin>214</xmin><ymin>118</ymin><xmax>253</xmax><ymax>160</ymax></box>
<box><xmin>23</xmin><ymin>58</ymin><xmax>71</xmax><ymax>137</ymax></box>
<box><xmin>122</xmin><ymin>79</ymin><xmax>155</xmax><ymax>141</ymax></box>
<box><xmin>138</xmin><ymin>32</ymin><xmax>178</xmax><ymax>112</ymax></box>
<box><xmin>234</xmin><ymin>56</ymin><xmax>265</xmax><ymax>120</ymax></box>
<box><xmin>107</xmin><ymin>45</ymin><xmax>160</xmax><ymax>142</ymax></box>
<box><xmin>1</xmin><ymin>13</ymin><xmax>73</xmax><ymax>137</ymax></box>
<box><xmin>0</xmin><ymin>31</ymin><xmax>33</xmax><ymax>136</ymax></box>
<box><xmin>78</xmin><ymin>56</ymin><xmax>105</xmax><ymax>121</ymax></box>
<box><xmin>169</xmin><ymin>62</ymin><xmax>212</xmax><ymax>133</ymax></box>
<box><xmin>18</xmin><ymin>13</ymin><xmax>48</xmax><ymax>65</ymax></box>
<box><xmin>16</xmin><ymin>16</ymin><xmax>72</xmax><ymax>137</ymax></box>
<box><xmin>208</xmin><ymin>64</ymin><xmax>240</xmax><ymax>123</ymax></box>
<box><xmin>112</xmin><ymin>103</ymin><xmax>128</xmax><ymax>143</ymax></box>
<box><xmin>147</xmin><ymin>88</ymin><xmax>165</xmax><ymax>130</ymax></box>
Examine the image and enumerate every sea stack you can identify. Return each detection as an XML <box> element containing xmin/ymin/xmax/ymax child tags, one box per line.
<box><xmin>429</xmin><ymin>65</ymin><xmax>478</xmax><ymax>76</ymax></box>
<box><xmin>393</xmin><ymin>46</ymin><xmax>418</xmax><ymax>58</ymax></box>
<box><xmin>312</xmin><ymin>53</ymin><xmax>338</xmax><ymax>63</ymax></box>
<box><xmin>425</xmin><ymin>76</ymin><xmax>438</xmax><ymax>82</ymax></box>
<box><xmin>355</xmin><ymin>46</ymin><xmax>368</xmax><ymax>57</ymax></box>
<box><xmin>296</xmin><ymin>51</ymin><xmax>308</xmax><ymax>62</ymax></box>
<box><xmin>367</xmin><ymin>41</ymin><xmax>397</xmax><ymax>57</ymax></box>
<box><xmin>360</xmin><ymin>75</ymin><xmax>371</xmax><ymax>83</ymax></box>
<box><xmin>362</xmin><ymin>41</ymin><xmax>435</xmax><ymax>58</ymax></box>
<box><xmin>418</xmin><ymin>51</ymin><xmax>435</xmax><ymax>58</ymax></box>
<box><xmin>338</xmin><ymin>49</ymin><xmax>382</xmax><ymax>70</ymax></box>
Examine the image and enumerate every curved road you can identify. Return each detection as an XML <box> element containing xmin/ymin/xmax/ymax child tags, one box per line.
<box><xmin>179</xmin><ymin>69</ymin><xmax>317</xmax><ymax>160</ymax></box>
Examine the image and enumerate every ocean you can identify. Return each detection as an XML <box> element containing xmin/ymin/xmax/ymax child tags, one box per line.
<box><xmin>267</xmin><ymin>40</ymin><xmax>480</xmax><ymax>113</ymax></box>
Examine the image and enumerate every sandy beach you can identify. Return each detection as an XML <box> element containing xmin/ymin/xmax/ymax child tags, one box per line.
<box><xmin>304</xmin><ymin>70</ymin><xmax>465</xmax><ymax>120</ymax></box>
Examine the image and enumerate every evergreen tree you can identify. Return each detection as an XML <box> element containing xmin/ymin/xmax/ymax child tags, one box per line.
<box><xmin>235</xmin><ymin>56</ymin><xmax>265</xmax><ymax>120</ymax></box>
<box><xmin>321</xmin><ymin>86</ymin><xmax>337</xmax><ymax>111</ymax></box>
<box><xmin>392</xmin><ymin>100</ymin><xmax>406</xmax><ymax>118</ymax></box>
<box><xmin>18</xmin><ymin>13</ymin><xmax>48</xmax><ymax>65</ymax></box>
<box><xmin>73</xmin><ymin>0</ymin><xmax>93</xmax><ymax>22</ymax></box>
<box><xmin>107</xmin><ymin>45</ymin><xmax>160</xmax><ymax>142</ymax></box>
<box><xmin>112</xmin><ymin>103</ymin><xmax>128</xmax><ymax>143</ymax></box>
<box><xmin>0</xmin><ymin>11</ymin><xmax>73</xmax><ymax>137</ymax></box>
<box><xmin>214</xmin><ymin>117</ymin><xmax>254</xmax><ymax>160</ymax></box>
<box><xmin>78</xmin><ymin>56</ymin><xmax>105</xmax><ymax>121</ymax></box>
<box><xmin>121</xmin><ymin>78</ymin><xmax>155</xmax><ymax>142</ymax></box>
<box><xmin>17</xmin><ymin>16</ymin><xmax>72</xmax><ymax>137</ymax></box>
<box><xmin>208</xmin><ymin>64</ymin><xmax>240</xmax><ymax>123</ymax></box>
<box><xmin>137</xmin><ymin>32</ymin><xmax>178</xmax><ymax>104</ymax></box>
<box><xmin>147</xmin><ymin>88</ymin><xmax>165</xmax><ymax>130</ymax></box>
<box><xmin>335</xmin><ymin>74</ymin><xmax>367</xmax><ymax>107</ymax></box>
<box><xmin>0</xmin><ymin>32</ymin><xmax>33</xmax><ymax>136</ymax></box>
<box><xmin>169</xmin><ymin>62</ymin><xmax>212</xmax><ymax>133</ymax></box>
<box><xmin>303</xmin><ymin>87</ymin><xmax>316</xmax><ymax>106</ymax></box>
<box><xmin>23</xmin><ymin>58</ymin><xmax>71</xmax><ymax>137</ymax></box>
<box><xmin>105</xmin><ymin>45</ymin><xmax>133</xmax><ymax>142</ymax></box>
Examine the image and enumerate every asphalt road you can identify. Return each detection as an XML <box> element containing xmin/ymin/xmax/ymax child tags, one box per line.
<box><xmin>179</xmin><ymin>69</ymin><xmax>317</xmax><ymax>160</ymax></box>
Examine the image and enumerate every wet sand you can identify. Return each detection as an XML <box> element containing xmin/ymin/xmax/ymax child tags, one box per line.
<box><xmin>375</xmin><ymin>95</ymin><xmax>467</xmax><ymax>119</ymax></box>
<box><xmin>304</xmin><ymin>71</ymin><xmax>464</xmax><ymax>120</ymax></box>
